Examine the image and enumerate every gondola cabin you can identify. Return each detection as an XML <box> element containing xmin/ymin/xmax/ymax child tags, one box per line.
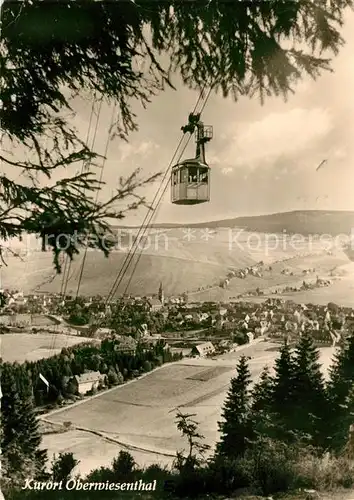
<box><xmin>171</xmin><ymin>118</ymin><xmax>213</xmax><ymax>205</ymax></box>
<box><xmin>171</xmin><ymin>159</ymin><xmax>210</xmax><ymax>205</ymax></box>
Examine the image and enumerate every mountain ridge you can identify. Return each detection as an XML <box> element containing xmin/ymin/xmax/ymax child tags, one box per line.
<box><xmin>114</xmin><ymin>209</ymin><xmax>354</xmax><ymax>235</ymax></box>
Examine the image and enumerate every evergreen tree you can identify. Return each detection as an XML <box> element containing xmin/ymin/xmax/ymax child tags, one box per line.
<box><xmin>292</xmin><ymin>333</ymin><xmax>328</xmax><ymax>449</ymax></box>
<box><xmin>51</xmin><ymin>452</ymin><xmax>79</xmax><ymax>483</ymax></box>
<box><xmin>112</xmin><ymin>451</ymin><xmax>136</xmax><ymax>480</ymax></box>
<box><xmin>328</xmin><ymin>334</ymin><xmax>354</xmax><ymax>403</ymax></box>
<box><xmin>341</xmin><ymin>385</ymin><xmax>354</xmax><ymax>455</ymax></box>
<box><xmin>251</xmin><ymin>365</ymin><xmax>276</xmax><ymax>436</ymax></box>
<box><xmin>326</xmin><ymin>334</ymin><xmax>354</xmax><ymax>452</ymax></box>
<box><xmin>174</xmin><ymin>410</ymin><xmax>210</xmax><ymax>471</ymax></box>
<box><xmin>1</xmin><ymin>367</ymin><xmax>47</xmax><ymax>483</ymax></box>
<box><xmin>252</xmin><ymin>365</ymin><xmax>274</xmax><ymax>414</ymax></box>
<box><xmin>216</xmin><ymin>355</ymin><xmax>253</xmax><ymax>459</ymax></box>
<box><xmin>271</xmin><ymin>341</ymin><xmax>296</xmax><ymax>437</ymax></box>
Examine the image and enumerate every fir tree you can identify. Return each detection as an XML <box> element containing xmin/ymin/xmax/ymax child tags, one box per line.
<box><xmin>252</xmin><ymin>365</ymin><xmax>274</xmax><ymax>414</ymax></box>
<box><xmin>326</xmin><ymin>334</ymin><xmax>354</xmax><ymax>452</ymax></box>
<box><xmin>216</xmin><ymin>355</ymin><xmax>253</xmax><ymax>459</ymax></box>
<box><xmin>341</xmin><ymin>385</ymin><xmax>354</xmax><ymax>456</ymax></box>
<box><xmin>251</xmin><ymin>365</ymin><xmax>276</xmax><ymax>437</ymax></box>
<box><xmin>271</xmin><ymin>340</ymin><xmax>296</xmax><ymax>441</ymax></box>
<box><xmin>1</xmin><ymin>366</ymin><xmax>47</xmax><ymax>482</ymax></box>
<box><xmin>328</xmin><ymin>334</ymin><xmax>354</xmax><ymax>403</ymax></box>
<box><xmin>51</xmin><ymin>453</ymin><xmax>79</xmax><ymax>483</ymax></box>
<box><xmin>292</xmin><ymin>333</ymin><xmax>328</xmax><ymax>449</ymax></box>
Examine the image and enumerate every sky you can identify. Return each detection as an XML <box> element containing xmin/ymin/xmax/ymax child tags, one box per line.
<box><xmin>12</xmin><ymin>8</ymin><xmax>354</xmax><ymax>226</ymax></box>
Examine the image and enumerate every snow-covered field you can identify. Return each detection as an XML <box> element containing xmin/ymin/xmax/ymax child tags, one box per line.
<box><xmin>41</xmin><ymin>341</ymin><xmax>338</xmax><ymax>477</ymax></box>
<box><xmin>1</xmin><ymin>333</ymin><xmax>93</xmax><ymax>363</ymax></box>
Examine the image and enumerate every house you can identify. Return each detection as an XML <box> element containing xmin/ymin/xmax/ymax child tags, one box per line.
<box><xmin>147</xmin><ymin>298</ymin><xmax>163</xmax><ymax>312</ymax></box>
<box><xmin>71</xmin><ymin>371</ymin><xmax>103</xmax><ymax>395</ymax></box>
<box><xmin>191</xmin><ymin>341</ymin><xmax>215</xmax><ymax>357</ymax></box>
<box><xmin>141</xmin><ymin>336</ymin><xmax>161</xmax><ymax>348</ymax></box>
<box><xmin>199</xmin><ymin>312</ymin><xmax>209</xmax><ymax>322</ymax></box>
<box><xmin>246</xmin><ymin>332</ymin><xmax>254</xmax><ymax>343</ymax></box>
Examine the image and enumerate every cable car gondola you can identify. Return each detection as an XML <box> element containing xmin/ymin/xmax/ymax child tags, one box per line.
<box><xmin>171</xmin><ymin>114</ymin><xmax>213</xmax><ymax>205</ymax></box>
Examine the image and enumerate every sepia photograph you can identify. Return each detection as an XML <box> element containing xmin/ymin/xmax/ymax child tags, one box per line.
<box><xmin>1</xmin><ymin>1</ymin><xmax>354</xmax><ymax>499</ymax></box>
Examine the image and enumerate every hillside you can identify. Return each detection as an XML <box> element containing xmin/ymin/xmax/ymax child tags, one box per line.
<box><xmin>2</xmin><ymin>233</ymin><xmax>257</xmax><ymax>296</ymax></box>
<box><xmin>117</xmin><ymin>210</ymin><xmax>354</xmax><ymax>236</ymax></box>
<box><xmin>201</xmin><ymin>210</ymin><xmax>354</xmax><ymax>235</ymax></box>
<box><xmin>4</xmin><ymin>210</ymin><xmax>354</xmax><ymax>299</ymax></box>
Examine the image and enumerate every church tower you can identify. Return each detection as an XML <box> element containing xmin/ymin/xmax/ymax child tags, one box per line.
<box><xmin>158</xmin><ymin>282</ymin><xmax>164</xmax><ymax>305</ymax></box>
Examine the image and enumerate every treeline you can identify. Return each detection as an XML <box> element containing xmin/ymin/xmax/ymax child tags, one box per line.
<box><xmin>2</xmin><ymin>334</ymin><xmax>354</xmax><ymax>499</ymax></box>
<box><xmin>165</xmin><ymin>333</ymin><xmax>354</xmax><ymax>498</ymax></box>
<box><xmin>1</xmin><ymin>339</ymin><xmax>182</xmax><ymax>495</ymax></box>
<box><xmin>0</xmin><ymin>339</ymin><xmax>182</xmax><ymax>408</ymax></box>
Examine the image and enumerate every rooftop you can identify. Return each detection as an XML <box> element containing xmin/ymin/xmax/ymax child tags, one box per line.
<box><xmin>75</xmin><ymin>371</ymin><xmax>102</xmax><ymax>384</ymax></box>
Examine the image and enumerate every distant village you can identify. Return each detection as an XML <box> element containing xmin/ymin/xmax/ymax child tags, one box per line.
<box><xmin>1</xmin><ymin>279</ymin><xmax>352</xmax><ymax>368</ymax></box>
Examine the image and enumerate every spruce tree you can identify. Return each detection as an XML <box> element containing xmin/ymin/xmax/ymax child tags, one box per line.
<box><xmin>326</xmin><ymin>334</ymin><xmax>354</xmax><ymax>452</ymax></box>
<box><xmin>341</xmin><ymin>385</ymin><xmax>354</xmax><ymax>456</ymax></box>
<box><xmin>271</xmin><ymin>340</ymin><xmax>297</xmax><ymax>442</ymax></box>
<box><xmin>216</xmin><ymin>355</ymin><xmax>253</xmax><ymax>459</ymax></box>
<box><xmin>252</xmin><ymin>366</ymin><xmax>274</xmax><ymax>414</ymax></box>
<box><xmin>51</xmin><ymin>452</ymin><xmax>79</xmax><ymax>483</ymax></box>
<box><xmin>328</xmin><ymin>334</ymin><xmax>354</xmax><ymax>402</ymax></box>
<box><xmin>1</xmin><ymin>365</ymin><xmax>47</xmax><ymax>482</ymax></box>
<box><xmin>251</xmin><ymin>365</ymin><xmax>276</xmax><ymax>437</ymax></box>
<box><xmin>292</xmin><ymin>333</ymin><xmax>328</xmax><ymax>449</ymax></box>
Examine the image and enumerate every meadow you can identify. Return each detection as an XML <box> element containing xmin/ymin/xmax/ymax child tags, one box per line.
<box><xmin>4</xmin><ymin>226</ymin><xmax>352</xmax><ymax>300</ymax></box>
<box><xmin>190</xmin><ymin>247</ymin><xmax>352</xmax><ymax>303</ymax></box>
<box><xmin>245</xmin><ymin>276</ymin><xmax>354</xmax><ymax>308</ymax></box>
<box><xmin>0</xmin><ymin>333</ymin><xmax>94</xmax><ymax>363</ymax></box>
<box><xmin>41</xmin><ymin>341</ymin><xmax>338</xmax><ymax>477</ymax></box>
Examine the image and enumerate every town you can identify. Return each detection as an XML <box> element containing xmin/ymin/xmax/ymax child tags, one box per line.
<box><xmin>2</xmin><ymin>280</ymin><xmax>354</xmax><ymax>500</ymax></box>
<box><xmin>1</xmin><ymin>282</ymin><xmax>350</xmax><ymax>384</ymax></box>
<box><xmin>2</xmin><ymin>1</ymin><xmax>354</xmax><ymax>499</ymax></box>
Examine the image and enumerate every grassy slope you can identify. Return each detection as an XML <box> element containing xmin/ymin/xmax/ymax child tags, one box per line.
<box><xmin>4</xmin><ymin>210</ymin><xmax>354</xmax><ymax>298</ymax></box>
<box><xmin>41</xmin><ymin>343</ymin><xmax>337</xmax><ymax>478</ymax></box>
<box><xmin>117</xmin><ymin>210</ymin><xmax>354</xmax><ymax>235</ymax></box>
<box><xmin>190</xmin><ymin>250</ymin><xmax>351</xmax><ymax>302</ymax></box>
<box><xmin>3</xmin><ymin>230</ymin><xmax>257</xmax><ymax>296</ymax></box>
<box><xmin>0</xmin><ymin>333</ymin><xmax>95</xmax><ymax>363</ymax></box>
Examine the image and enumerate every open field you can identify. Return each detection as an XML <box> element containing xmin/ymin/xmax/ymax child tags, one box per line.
<box><xmin>41</xmin><ymin>341</ymin><xmax>338</xmax><ymax>477</ymax></box>
<box><xmin>190</xmin><ymin>248</ymin><xmax>353</xmax><ymax>302</ymax></box>
<box><xmin>0</xmin><ymin>333</ymin><xmax>95</xmax><ymax>363</ymax></box>
<box><xmin>41</xmin><ymin>429</ymin><xmax>173</xmax><ymax>476</ymax></box>
<box><xmin>244</xmin><ymin>276</ymin><xmax>354</xmax><ymax>307</ymax></box>
<box><xmin>1</xmin><ymin>242</ymin><xmax>255</xmax><ymax>296</ymax></box>
<box><xmin>4</xmin><ymin>222</ymin><xmax>353</xmax><ymax>300</ymax></box>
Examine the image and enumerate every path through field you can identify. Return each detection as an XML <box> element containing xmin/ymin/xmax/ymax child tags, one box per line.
<box><xmin>41</xmin><ymin>341</ymin><xmax>337</xmax><ymax>477</ymax></box>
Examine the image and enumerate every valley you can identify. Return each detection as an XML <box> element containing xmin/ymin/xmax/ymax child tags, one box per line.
<box><xmin>40</xmin><ymin>340</ymin><xmax>338</xmax><ymax>477</ymax></box>
<box><xmin>3</xmin><ymin>209</ymin><xmax>354</xmax><ymax>307</ymax></box>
